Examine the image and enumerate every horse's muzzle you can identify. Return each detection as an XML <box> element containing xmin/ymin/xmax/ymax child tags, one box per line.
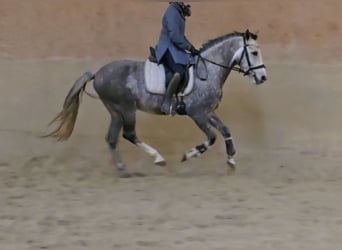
<box><xmin>256</xmin><ymin>74</ymin><xmax>267</xmax><ymax>85</ymax></box>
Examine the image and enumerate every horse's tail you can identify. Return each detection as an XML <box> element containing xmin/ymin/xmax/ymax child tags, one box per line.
<box><xmin>43</xmin><ymin>71</ymin><xmax>95</xmax><ymax>141</ymax></box>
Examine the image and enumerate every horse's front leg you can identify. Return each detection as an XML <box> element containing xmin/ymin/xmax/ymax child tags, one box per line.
<box><xmin>208</xmin><ymin>112</ymin><xmax>236</xmax><ymax>167</ymax></box>
<box><xmin>182</xmin><ymin>114</ymin><xmax>217</xmax><ymax>162</ymax></box>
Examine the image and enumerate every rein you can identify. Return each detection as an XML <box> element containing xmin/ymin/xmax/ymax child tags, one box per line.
<box><xmin>195</xmin><ymin>56</ymin><xmax>243</xmax><ymax>81</ymax></box>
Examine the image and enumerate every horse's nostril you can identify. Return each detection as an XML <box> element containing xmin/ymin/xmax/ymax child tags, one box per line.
<box><xmin>261</xmin><ymin>75</ymin><xmax>267</xmax><ymax>81</ymax></box>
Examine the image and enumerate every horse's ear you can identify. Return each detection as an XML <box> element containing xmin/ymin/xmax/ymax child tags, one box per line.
<box><xmin>245</xmin><ymin>29</ymin><xmax>250</xmax><ymax>40</ymax></box>
<box><xmin>254</xmin><ymin>30</ymin><xmax>259</xmax><ymax>40</ymax></box>
<box><xmin>246</xmin><ymin>29</ymin><xmax>258</xmax><ymax>40</ymax></box>
<box><xmin>250</xmin><ymin>33</ymin><xmax>258</xmax><ymax>40</ymax></box>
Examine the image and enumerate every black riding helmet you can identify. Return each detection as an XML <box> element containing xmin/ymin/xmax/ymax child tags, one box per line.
<box><xmin>169</xmin><ymin>2</ymin><xmax>192</xmax><ymax>17</ymax></box>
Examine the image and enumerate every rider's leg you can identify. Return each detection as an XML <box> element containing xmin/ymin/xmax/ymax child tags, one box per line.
<box><xmin>160</xmin><ymin>50</ymin><xmax>186</xmax><ymax>114</ymax></box>
<box><xmin>161</xmin><ymin>72</ymin><xmax>181</xmax><ymax>114</ymax></box>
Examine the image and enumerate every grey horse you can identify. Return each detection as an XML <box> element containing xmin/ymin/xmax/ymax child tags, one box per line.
<box><xmin>46</xmin><ymin>30</ymin><xmax>267</xmax><ymax>177</ymax></box>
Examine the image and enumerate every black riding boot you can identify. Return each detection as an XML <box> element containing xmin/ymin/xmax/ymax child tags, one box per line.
<box><xmin>161</xmin><ymin>73</ymin><xmax>181</xmax><ymax>114</ymax></box>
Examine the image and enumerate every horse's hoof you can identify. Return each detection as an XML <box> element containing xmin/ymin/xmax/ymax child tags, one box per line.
<box><xmin>131</xmin><ymin>172</ymin><xmax>147</xmax><ymax>177</ymax></box>
<box><xmin>227</xmin><ymin>157</ymin><xmax>236</xmax><ymax>167</ymax></box>
<box><xmin>181</xmin><ymin>154</ymin><xmax>187</xmax><ymax>162</ymax></box>
<box><xmin>155</xmin><ymin>160</ymin><xmax>167</xmax><ymax>167</ymax></box>
<box><xmin>118</xmin><ymin>170</ymin><xmax>132</xmax><ymax>178</ymax></box>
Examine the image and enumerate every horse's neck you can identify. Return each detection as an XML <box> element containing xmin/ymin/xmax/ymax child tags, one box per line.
<box><xmin>201</xmin><ymin>36</ymin><xmax>243</xmax><ymax>85</ymax></box>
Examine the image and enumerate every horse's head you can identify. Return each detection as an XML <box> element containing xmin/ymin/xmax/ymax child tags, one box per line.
<box><xmin>234</xmin><ymin>29</ymin><xmax>267</xmax><ymax>85</ymax></box>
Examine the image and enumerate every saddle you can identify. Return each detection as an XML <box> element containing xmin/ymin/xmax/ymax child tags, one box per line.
<box><xmin>145</xmin><ymin>47</ymin><xmax>194</xmax><ymax>96</ymax></box>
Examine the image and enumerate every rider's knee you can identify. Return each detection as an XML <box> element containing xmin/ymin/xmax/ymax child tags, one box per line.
<box><xmin>176</xmin><ymin>68</ymin><xmax>186</xmax><ymax>80</ymax></box>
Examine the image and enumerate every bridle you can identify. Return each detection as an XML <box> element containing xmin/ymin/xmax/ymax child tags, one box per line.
<box><xmin>195</xmin><ymin>35</ymin><xmax>266</xmax><ymax>81</ymax></box>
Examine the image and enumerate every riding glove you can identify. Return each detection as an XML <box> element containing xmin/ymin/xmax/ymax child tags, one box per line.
<box><xmin>190</xmin><ymin>46</ymin><xmax>200</xmax><ymax>56</ymax></box>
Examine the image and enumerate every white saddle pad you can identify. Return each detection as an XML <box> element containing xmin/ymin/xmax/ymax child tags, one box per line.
<box><xmin>144</xmin><ymin>60</ymin><xmax>194</xmax><ymax>96</ymax></box>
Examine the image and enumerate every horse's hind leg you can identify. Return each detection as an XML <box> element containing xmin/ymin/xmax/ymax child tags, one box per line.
<box><xmin>208</xmin><ymin>112</ymin><xmax>236</xmax><ymax>167</ymax></box>
<box><xmin>182</xmin><ymin>113</ymin><xmax>217</xmax><ymax>162</ymax></box>
<box><xmin>121</xmin><ymin>106</ymin><xmax>166</xmax><ymax>166</ymax></box>
<box><xmin>104</xmin><ymin>107</ymin><xmax>127</xmax><ymax>174</ymax></box>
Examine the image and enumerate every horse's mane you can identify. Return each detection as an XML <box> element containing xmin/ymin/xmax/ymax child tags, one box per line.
<box><xmin>200</xmin><ymin>31</ymin><xmax>257</xmax><ymax>52</ymax></box>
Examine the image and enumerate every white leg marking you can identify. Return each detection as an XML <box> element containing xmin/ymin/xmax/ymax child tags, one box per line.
<box><xmin>184</xmin><ymin>140</ymin><xmax>210</xmax><ymax>161</ymax></box>
<box><xmin>137</xmin><ymin>142</ymin><xmax>165</xmax><ymax>164</ymax></box>
<box><xmin>227</xmin><ymin>155</ymin><xmax>236</xmax><ymax>166</ymax></box>
<box><xmin>185</xmin><ymin>148</ymin><xmax>201</xmax><ymax>160</ymax></box>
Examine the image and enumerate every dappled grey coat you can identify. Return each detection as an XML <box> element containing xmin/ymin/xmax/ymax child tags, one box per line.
<box><xmin>155</xmin><ymin>3</ymin><xmax>195</xmax><ymax>65</ymax></box>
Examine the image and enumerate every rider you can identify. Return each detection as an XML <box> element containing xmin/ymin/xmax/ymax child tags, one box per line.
<box><xmin>155</xmin><ymin>1</ymin><xmax>200</xmax><ymax>114</ymax></box>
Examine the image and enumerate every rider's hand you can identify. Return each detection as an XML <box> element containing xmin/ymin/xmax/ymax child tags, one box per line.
<box><xmin>190</xmin><ymin>46</ymin><xmax>200</xmax><ymax>56</ymax></box>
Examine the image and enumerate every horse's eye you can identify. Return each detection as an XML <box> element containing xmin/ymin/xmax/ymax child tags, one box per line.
<box><xmin>252</xmin><ymin>51</ymin><xmax>258</xmax><ymax>56</ymax></box>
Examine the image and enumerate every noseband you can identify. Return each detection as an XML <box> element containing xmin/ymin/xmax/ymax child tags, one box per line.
<box><xmin>195</xmin><ymin>35</ymin><xmax>265</xmax><ymax>81</ymax></box>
